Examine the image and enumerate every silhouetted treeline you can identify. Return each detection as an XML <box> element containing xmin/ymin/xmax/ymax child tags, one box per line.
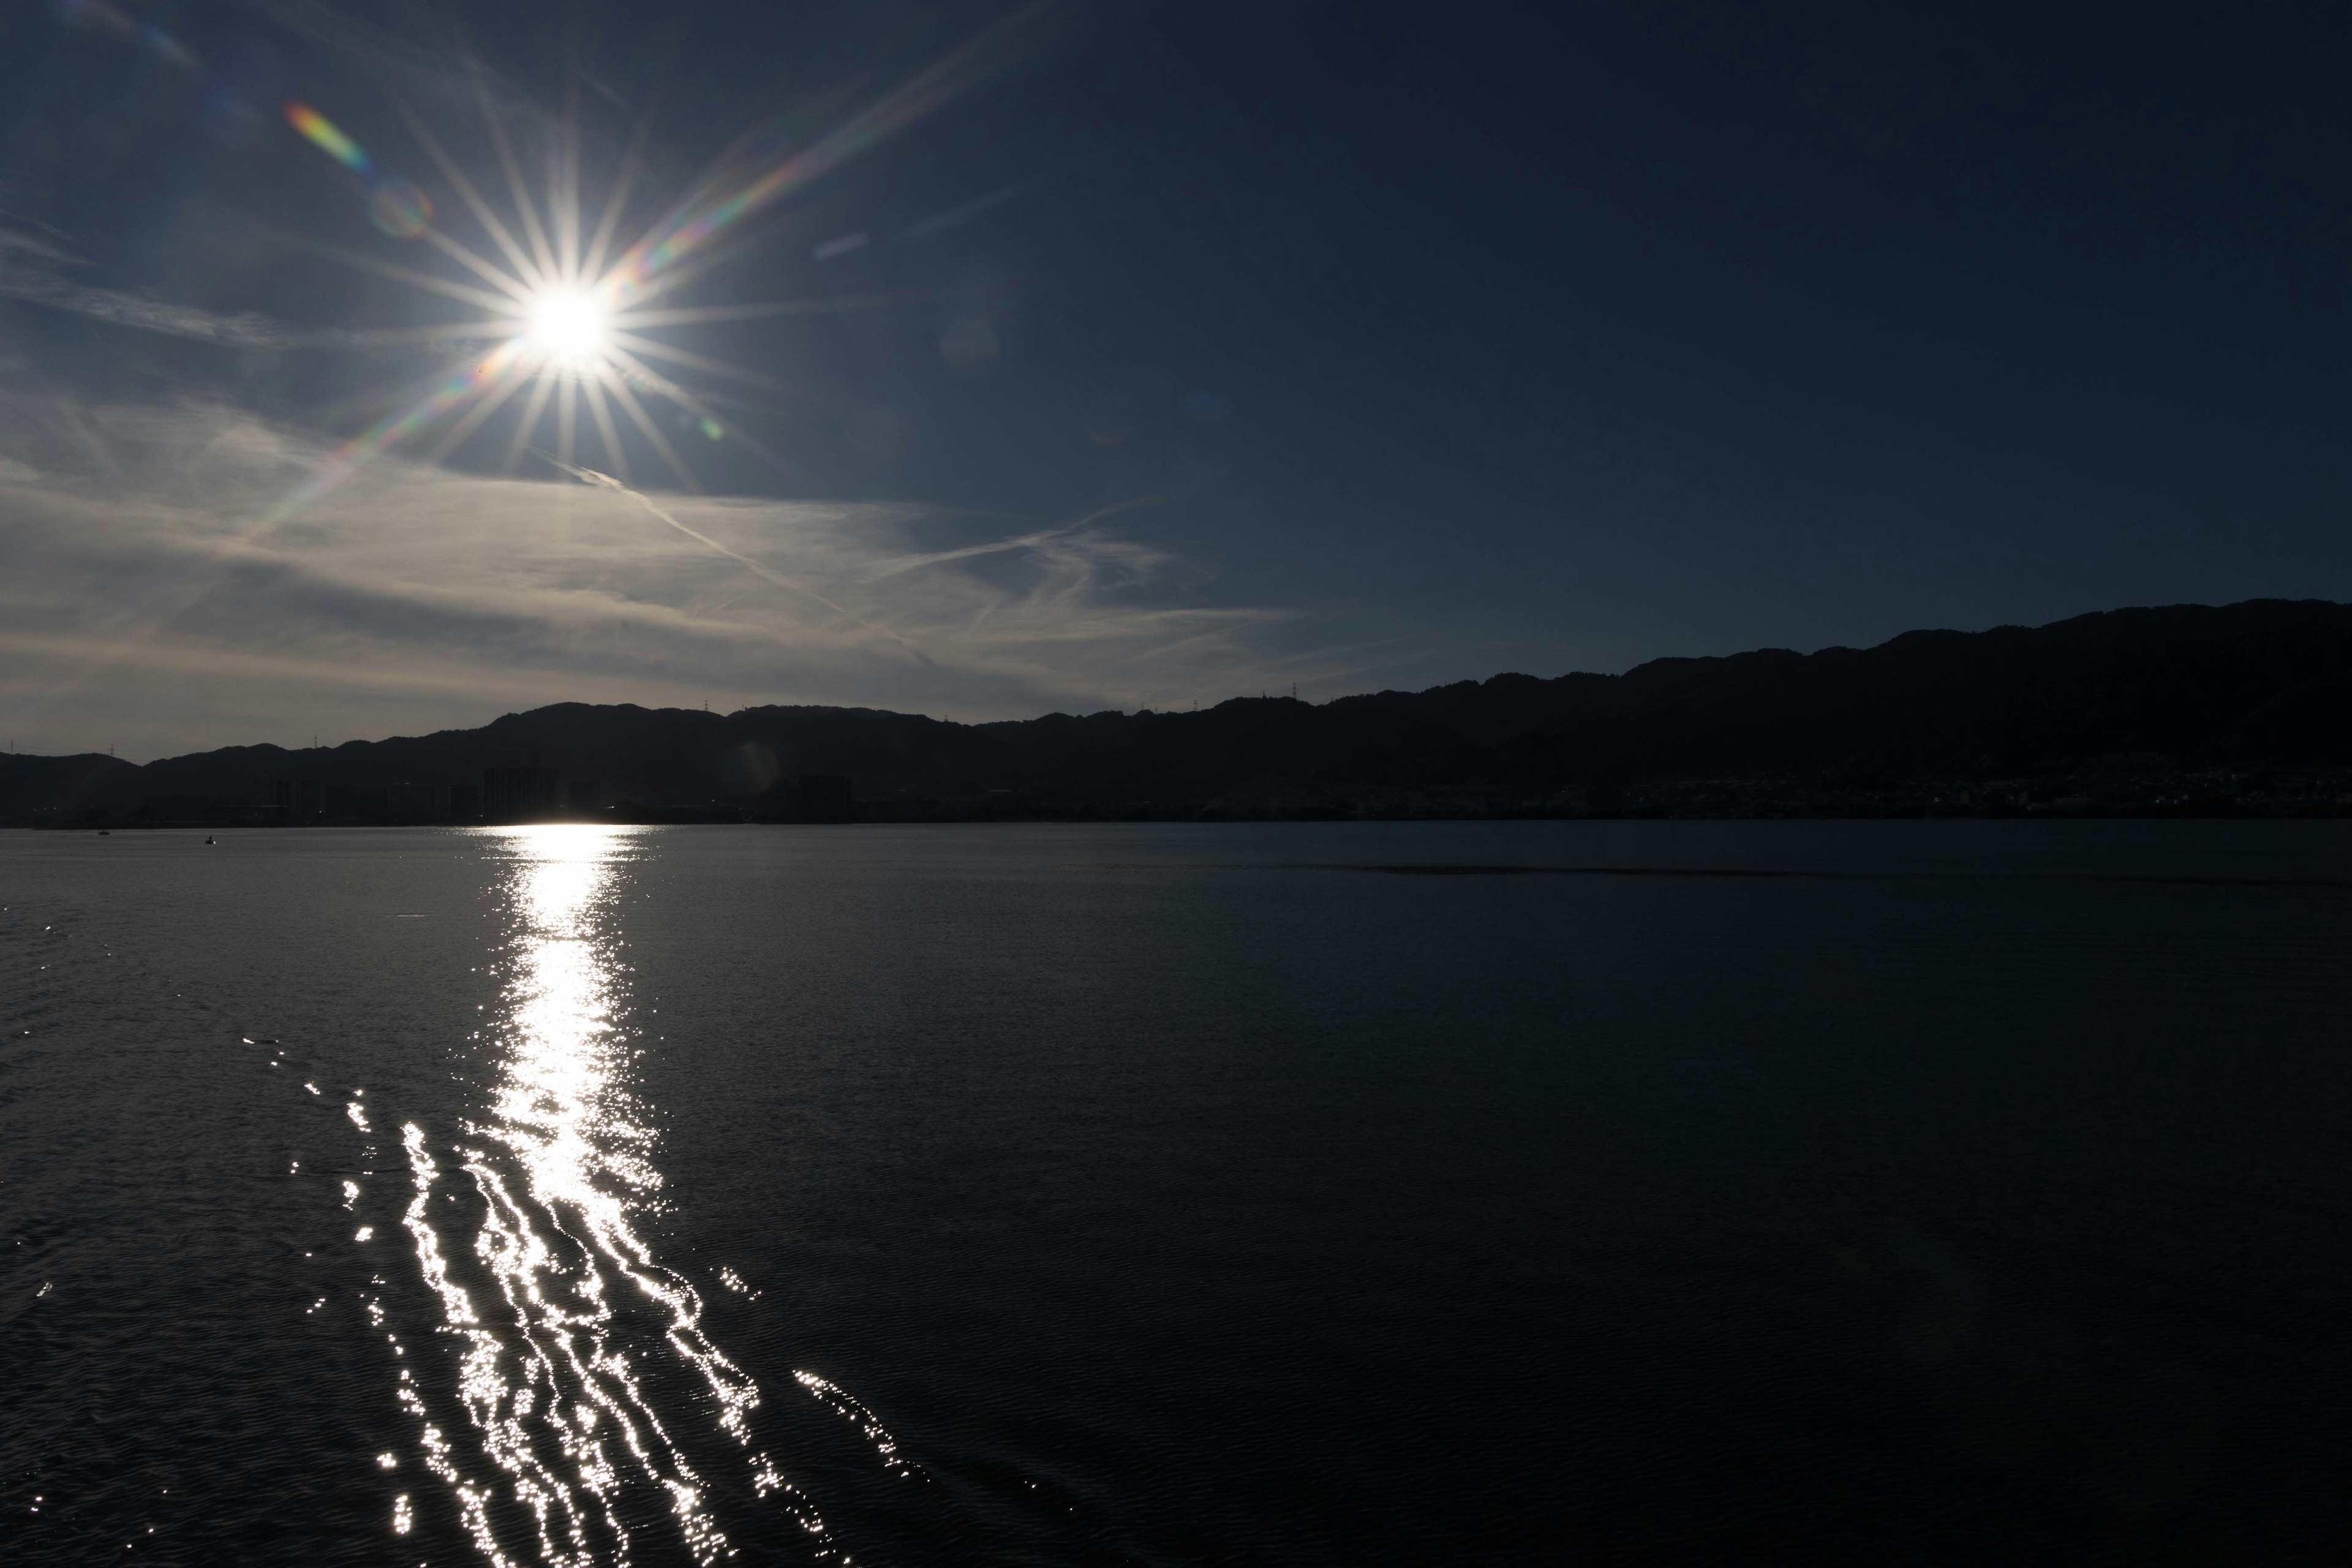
<box><xmin>17</xmin><ymin>599</ymin><xmax>2352</xmax><ymax>826</ymax></box>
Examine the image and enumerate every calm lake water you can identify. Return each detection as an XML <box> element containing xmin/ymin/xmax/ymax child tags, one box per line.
<box><xmin>4</xmin><ymin>821</ymin><xmax>2350</xmax><ymax>1565</ymax></box>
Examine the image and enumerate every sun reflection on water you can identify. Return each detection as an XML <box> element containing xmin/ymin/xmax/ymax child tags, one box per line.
<box><xmin>371</xmin><ymin>826</ymin><xmax>832</xmax><ymax>1566</ymax></box>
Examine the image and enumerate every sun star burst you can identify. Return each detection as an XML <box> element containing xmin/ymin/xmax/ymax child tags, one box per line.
<box><xmin>260</xmin><ymin>2</ymin><xmax>1067</xmax><ymax>528</ymax></box>
<box><xmin>273</xmin><ymin>78</ymin><xmax>821</xmax><ymax>513</ymax></box>
<box><xmin>526</xmin><ymin>287</ymin><xmax>611</xmax><ymax>368</ymax></box>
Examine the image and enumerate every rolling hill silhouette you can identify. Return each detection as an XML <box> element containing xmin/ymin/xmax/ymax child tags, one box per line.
<box><xmin>13</xmin><ymin>599</ymin><xmax>2352</xmax><ymax>824</ymax></box>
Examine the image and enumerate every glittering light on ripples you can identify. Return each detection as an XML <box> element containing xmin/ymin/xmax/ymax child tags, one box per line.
<box><xmin>377</xmin><ymin>826</ymin><xmax>830</xmax><ymax>1566</ymax></box>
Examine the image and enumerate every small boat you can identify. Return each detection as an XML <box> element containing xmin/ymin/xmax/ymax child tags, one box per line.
<box><xmin>97</xmin><ymin>830</ymin><xmax>110</xmax><ymax>836</ymax></box>
<box><xmin>204</xmin><ymin>835</ymin><xmax>216</xmax><ymax>845</ymax></box>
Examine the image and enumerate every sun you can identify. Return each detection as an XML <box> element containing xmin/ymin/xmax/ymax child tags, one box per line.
<box><xmin>526</xmin><ymin>288</ymin><xmax>609</xmax><ymax>369</ymax></box>
<box><xmin>266</xmin><ymin>2</ymin><xmax>1068</xmax><ymax>506</ymax></box>
<box><xmin>270</xmin><ymin>93</ymin><xmax>806</xmax><ymax>500</ymax></box>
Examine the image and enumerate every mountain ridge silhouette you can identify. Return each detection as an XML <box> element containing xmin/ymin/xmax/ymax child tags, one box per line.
<box><xmin>13</xmin><ymin>598</ymin><xmax>2352</xmax><ymax>822</ymax></box>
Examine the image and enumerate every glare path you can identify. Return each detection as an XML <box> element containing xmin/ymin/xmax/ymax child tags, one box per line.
<box><xmin>793</xmin><ymin>1374</ymin><xmax>922</xmax><ymax>1481</ymax></box>
<box><xmin>378</xmin><ymin>827</ymin><xmax>840</xmax><ymax>1566</ymax></box>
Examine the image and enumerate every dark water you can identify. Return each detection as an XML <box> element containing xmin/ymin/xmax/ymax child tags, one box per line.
<box><xmin>4</xmin><ymin>822</ymin><xmax>2350</xmax><ymax>1566</ymax></box>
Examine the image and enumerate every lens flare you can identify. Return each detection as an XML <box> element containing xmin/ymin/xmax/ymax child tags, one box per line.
<box><xmin>239</xmin><ymin>0</ymin><xmax>1079</xmax><ymax>526</ymax></box>
<box><xmin>369</xmin><ymin>178</ymin><xmax>434</xmax><ymax>239</ymax></box>
<box><xmin>285</xmin><ymin>101</ymin><xmax>371</xmax><ymax>174</ymax></box>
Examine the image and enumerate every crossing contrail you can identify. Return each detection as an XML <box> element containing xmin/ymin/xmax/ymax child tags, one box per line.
<box><xmin>541</xmin><ymin>453</ymin><xmax>935</xmax><ymax>665</ymax></box>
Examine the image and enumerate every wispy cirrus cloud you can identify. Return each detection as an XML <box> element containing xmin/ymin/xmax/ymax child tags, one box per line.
<box><xmin>0</xmin><ymin>222</ymin><xmax>314</xmax><ymax>350</ymax></box>
<box><xmin>0</xmin><ymin>396</ymin><xmax>1337</xmax><ymax>758</ymax></box>
<box><xmin>0</xmin><ymin>2</ymin><xmax>1385</xmax><ymax>762</ymax></box>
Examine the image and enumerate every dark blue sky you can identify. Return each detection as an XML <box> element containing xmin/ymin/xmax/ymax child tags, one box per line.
<box><xmin>7</xmin><ymin>1</ymin><xmax>2352</xmax><ymax>748</ymax></box>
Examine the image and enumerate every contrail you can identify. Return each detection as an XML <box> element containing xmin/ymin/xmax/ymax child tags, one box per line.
<box><xmin>902</xmin><ymin>181</ymin><xmax>1028</xmax><ymax>241</ymax></box>
<box><xmin>540</xmin><ymin>453</ymin><xmax>936</xmax><ymax>666</ymax></box>
<box><xmin>863</xmin><ymin>491</ymin><xmax>1175</xmax><ymax>581</ymax></box>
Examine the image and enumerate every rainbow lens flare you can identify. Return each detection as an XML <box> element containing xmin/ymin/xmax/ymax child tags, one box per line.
<box><xmin>241</xmin><ymin>1</ymin><xmax>1076</xmax><ymax>528</ymax></box>
<box><xmin>368</xmin><ymin>178</ymin><xmax>433</xmax><ymax>239</ymax></box>
<box><xmin>284</xmin><ymin>102</ymin><xmax>371</xmax><ymax>175</ymax></box>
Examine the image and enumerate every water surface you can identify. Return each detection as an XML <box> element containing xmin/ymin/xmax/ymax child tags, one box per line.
<box><xmin>4</xmin><ymin>821</ymin><xmax>2350</xmax><ymax>1564</ymax></box>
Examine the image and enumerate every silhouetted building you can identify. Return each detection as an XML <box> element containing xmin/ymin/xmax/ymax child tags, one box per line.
<box><xmin>483</xmin><ymin>766</ymin><xmax>562</xmax><ymax>823</ymax></box>
<box><xmin>784</xmin><ymin>774</ymin><xmax>854</xmax><ymax>823</ymax></box>
<box><xmin>385</xmin><ymin>782</ymin><xmax>442</xmax><ymax>820</ymax></box>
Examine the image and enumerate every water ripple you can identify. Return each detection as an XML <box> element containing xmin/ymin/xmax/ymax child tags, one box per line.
<box><xmin>371</xmin><ymin>826</ymin><xmax>839</xmax><ymax>1566</ymax></box>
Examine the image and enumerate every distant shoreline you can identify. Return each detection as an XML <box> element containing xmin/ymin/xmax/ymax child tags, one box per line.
<box><xmin>15</xmin><ymin>599</ymin><xmax>2352</xmax><ymax>829</ymax></box>
<box><xmin>26</xmin><ymin>790</ymin><xmax>2352</xmax><ymax>829</ymax></box>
